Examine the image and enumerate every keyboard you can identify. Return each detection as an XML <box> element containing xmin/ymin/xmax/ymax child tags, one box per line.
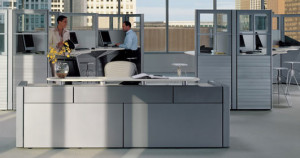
<box><xmin>75</xmin><ymin>48</ymin><xmax>90</xmax><ymax>51</ymax></box>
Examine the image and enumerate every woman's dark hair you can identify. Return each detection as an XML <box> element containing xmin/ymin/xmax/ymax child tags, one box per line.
<box><xmin>123</xmin><ymin>21</ymin><xmax>131</xmax><ymax>28</ymax></box>
<box><xmin>57</xmin><ymin>15</ymin><xmax>67</xmax><ymax>24</ymax></box>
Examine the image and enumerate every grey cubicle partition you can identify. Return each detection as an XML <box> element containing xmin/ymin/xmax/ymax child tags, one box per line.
<box><xmin>0</xmin><ymin>9</ymin><xmax>8</xmax><ymax>110</ymax></box>
<box><xmin>196</xmin><ymin>10</ymin><xmax>272</xmax><ymax>110</ymax></box>
<box><xmin>16</xmin><ymin>82</ymin><xmax>229</xmax><ymax>148</ymax></box>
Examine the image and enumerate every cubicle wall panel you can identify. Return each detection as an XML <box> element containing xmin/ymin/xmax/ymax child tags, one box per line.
<box><xmin>24</xmin><ymin>103</ymin><xmax>123</xmax><ymax>147</ymax></box>
<box><xmin>74</xmin><ymin>86</ymin><xmax>173</xmax><ymax>104</ymax></box>
<box><xmin>124</xmin><ymin>103</ymin><xmax>223</xmax><ymax>147</ymax></box>
<box><xmin>237</xmin><ymin>56</ymin><xmax>271</xmax><ymax>67</ymax></box>
<box><xmin>13</xmin><ymin>55</ymin><xmax>48</xmax><ymax>108</ymax></box>
<box><xmin>24</xmin><ymin>87</ymin><xmax>73</xmax><ymax>103</ymax></box>
<box><xmin>198</xmin><ymin>56</ymin><xmax>231</xmax><ymax>105</ymax></box>
<box><xmin>0</xmin><ymin>55</ymin><xmax>7</xmax><ymax>109</ymax></box>
<box><xmin>174</xmin><ymin>86</ymin><xmax>222</xmax><ymax>103</ymax></box>
<box><xmin>237</xmin><ymin>56</ymin><xmax>272</xmax><ymax>109</ymax></box>
<box><xmin>198</xmin><ymin>56</ymin><xmax>231</xmax><ymax>85</ymax></box>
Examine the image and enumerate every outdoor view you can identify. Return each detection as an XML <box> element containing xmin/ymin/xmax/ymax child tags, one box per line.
<box><xmin>0</xmin><ymin>0</ymin><xmax>299</xmax><ymax>52</ymax></box>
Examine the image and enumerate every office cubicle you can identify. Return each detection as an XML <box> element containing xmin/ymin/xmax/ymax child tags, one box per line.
<box><xmin>196</xmin><ymin>10</ymin><xmax>272</xmax><ymax>110</ymax></box>
<box><xmin>12</xmin><ymin>9</ymin><xmax>49</xmax><ymax>109</ymax></box>
<box><xmin>196</xmin><ymin>10</ymin><xmax>232</xmax><ymax>106</ymax></box>
<box><xmin>0</xmin><ymin>9</ymin><xmax>8</xmax><ymax>110</ymax></box>
<box><xmin>236</xmin><ymin>10</ymin><xmax>272</xmax><ymax>109</ymax></box>
<box><xmin>97</xmin><ymin>14</ymin><xmax>144</xmax><ymax>72</ymax></box>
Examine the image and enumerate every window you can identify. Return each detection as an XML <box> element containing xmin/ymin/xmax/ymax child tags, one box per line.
<box><xmin>137</xmin><ymin>0</ymin><xmax>166</xmax><ymax>52</ymax></box>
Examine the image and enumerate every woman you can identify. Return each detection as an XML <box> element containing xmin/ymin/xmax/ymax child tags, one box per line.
<box><xmin>49</xmin><ymin>15</ymin><xmax>70</xmax><ymax>51</ymax></box>
<box><xmin>48</xmin><ymin>15</ymin><xmax>70</xmax><ymax>76</ymax></box>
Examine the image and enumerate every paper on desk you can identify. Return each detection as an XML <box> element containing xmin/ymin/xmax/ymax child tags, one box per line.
<box><xmin>132</xmin><ymin>73</ymin><xmax>168</xmax><ymax>79</ymax></box>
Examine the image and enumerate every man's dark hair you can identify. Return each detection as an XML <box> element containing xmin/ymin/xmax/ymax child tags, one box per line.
<box><xmin>57</xmin><ymin>15</ymin><xmax>67</xmax><ymax>24</ymax></box>
<box><xmin>123</xmin><ymin>21</ymin><xmax>131</xmax><ymax>28</ymax></box>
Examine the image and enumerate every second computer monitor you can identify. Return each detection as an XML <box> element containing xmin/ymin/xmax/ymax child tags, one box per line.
<box><xmin>98</xmin><ymin>30</ymin><xmax>112</xmax><ymax>47</ymax></box>
<box><xmin>23</xmin><ymin>34</ymin><xmax>35</xmax><ymax>51</ymax></box>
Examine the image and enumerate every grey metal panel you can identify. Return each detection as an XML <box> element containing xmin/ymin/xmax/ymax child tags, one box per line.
<box><xmin>24</xmin><ymin>103</ymin><xmax>123</xmax><ymax>148</ymax></box>
<box><xmin>16</xmin><ymin>86</ymin><xmax>24</xmax><ymax>147</ymax></box>
<box><xmin>74</xmin><ymin>86</ymin><xmax>173</xmax><ymax>104</ymax></box>
<box><xmin>24</xmin><ymin>87</ymin><xmax>73</xmax><ymax>103</ymax></box>
<box><xmin>0</xmin><ymin>55</ymin><xmax>8</xmax><ymax>109</ymax></box>
<box><xmin>124</xmin><ymin>103</ymin><xmax>223</xmax><ymax>147</ymax></box>
<box><xmin>222</xmin><ymin>86</ymin><xmax>230</xmax><ymax>147</ymax></box>
<box><xmin>237</xmin><ymin>56</ymin><xmax>272</xmax><ymax>109</ymax></box>
<box><xmin>198</xmin><ymin>56</ymin><xmax>231</xmax><ymax>85</ymax></box>
<box><xmin>237</xmin><ymin>56</ymin><xmax>271</xmax><ymax>67</ymax></box>
<box><xmin>174</xmin><ymin>86</ymin><xmax>222</xmax><ymax>103</ymax></box>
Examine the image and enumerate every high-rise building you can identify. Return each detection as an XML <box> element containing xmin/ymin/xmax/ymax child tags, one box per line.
<box><xmin>64</xmin><ymin>0</ymin><xmax>136</xmax><ymax>28</ymax></box>
<box><xmin>235</xmin><ymin>0</ymin><xmax>263</xmax><ymax>10</ymax></box>
<box><xmin>51</xmin><ymin>0</ymin><xmax>64</xmax><ymax>12</ymax></box>
<box><xmin>20</xmin><ymin>0</ymin><xmax>51</xmax><ymax>31</ymax></box>
<box><xmin>236</xmin><ymin>0</ymin><xmax>250</xmax><ymax>10</ymax></box>
<box><xmin>250</xmin><ymin>0</ymin><xmax>262</xmax><ymax>9</ymax></box>
<box><xmin>284</xmin><ymin>0</ymin><xmax>300</xmax><ymax>42</ymax></box>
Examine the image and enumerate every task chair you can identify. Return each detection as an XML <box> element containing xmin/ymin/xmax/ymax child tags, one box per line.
<box><xmin>104</xmin><ymin>61</ymin><xmax>137</xmax><ymax>77</ymax></box>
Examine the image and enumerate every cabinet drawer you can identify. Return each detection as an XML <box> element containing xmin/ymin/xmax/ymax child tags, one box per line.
<box><xmin>74</xmin><ymin>86</ymin><xmax>173</xmax><ymax>103</ymax></box>
<box><xmin>24</xmin><ymin>87</ymin><xmax>73</xmax><ymax>103</ymax></box>
<box><xmin>174</xmin><ymin>86</ymin><xmax>222</xmax><ymax>103</ymax></box>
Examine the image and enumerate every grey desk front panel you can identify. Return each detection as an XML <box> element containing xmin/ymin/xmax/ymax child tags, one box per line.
<box><xmin>237</xmin><ymin>56</ymin><xmax>271</xmax><ymax>109</ymax></box>
<box><xmin>74</xmin><ymin>86</ymin><xmax>173</xmax><ymax>104</ymax></box>
<box><xmin>24</xmin><ymin>87</ymin><xmax>73</xmax><ymax>104</ymax></box>
<box><xmin>174</xmin><ymin>86</ymin><xmax>222</xmax><ymax>103</ymax></box>
<box><xmin>124</xmin><ymin>103</ymin><xmax>223</xmax><ymax>147</ymax></box>
<box><xmin>24</xmin><ymin>103</ymin><xmax>123</xmax><ymax>148</ymax></box>
<box><xmin>198</xmin><ymin>56</ymin><xmax>231</xmax><ymax>86</ymax></box>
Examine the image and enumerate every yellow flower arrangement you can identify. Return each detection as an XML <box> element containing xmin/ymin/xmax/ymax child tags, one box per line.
<box><xmin>47</xmin><ymin>41</ymin><xmax>72</xmax><ymax>64</ymax></box>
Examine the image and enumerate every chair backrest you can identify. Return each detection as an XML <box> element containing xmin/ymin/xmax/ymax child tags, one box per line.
<box><xmin>104</xmin><ymin>61</ymin><xmax>137</xmax><ymax>77</ymax></box>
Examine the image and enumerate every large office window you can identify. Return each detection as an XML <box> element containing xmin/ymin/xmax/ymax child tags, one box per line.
<box><xmin>137</xmin><ymin>0</ymin><xmax>166</xmax><ymax>52</ymax></box>
<box><xmin>168</xmin><ymin>0</ymin><xmax>212</xmax><ymax>52</ymax></box>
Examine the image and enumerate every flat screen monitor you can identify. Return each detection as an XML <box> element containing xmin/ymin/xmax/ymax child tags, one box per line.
<box><xmin>98</xmin><ymin>30</ymin><xmax>112</xmax><ymax>47</ymax></box>
<box><xmin>70</xmin><ymin>32</ymin><xmax>78</xmax><ymax>45</ymax></box>
<box><xmin>255</xmin><ymin>33</ymin><xmax>263</xmax><ymax>50</ymax></box>
<box><xmin>240</xmin><ymin>35</ymin><xmax>245</xmax><ymax>47</ymax></box>
<box><xmin>23</xmin><ymin>34</ymin><xmax>34</xmax><ymax>51</ymax></box>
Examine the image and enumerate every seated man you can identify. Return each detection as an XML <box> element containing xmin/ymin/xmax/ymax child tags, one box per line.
<box><xmin>116</xmin><ymin>21</ymin><xmax>138</xmax><ymax>51</ymax></box>
<box><xmin>112</xmin><ymin>21</ymin><xmax>138</xmax><ymax>61</ymax></box>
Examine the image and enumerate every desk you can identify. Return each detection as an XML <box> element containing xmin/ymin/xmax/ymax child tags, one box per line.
<box><xmin>71</xmin><ymin>47</ymin><xmax>125</xmax><ymax>76</ymax></box>
<box><xmin>16</xmin><ymin>81</ymin><xmax>229</xmax><ymax>148</ymax></box>
<box><xmin>71</xmin><ymin>47</ymin><xmax>125</xmax><ymax>56</ymax></box>
<box><xmin>272</xmin><ymin>46</ymin><xmax>300</xmax><ymax>55</ymax></box>
<box><xmin>47</xmin><ymin>76</ymin><xmax>200</xmax><ymax>85</ymax></box>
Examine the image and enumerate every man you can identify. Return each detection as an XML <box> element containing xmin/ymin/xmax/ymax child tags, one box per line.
<box><xmin>111</xmin><ymin>21</ymin><xmax>139</xmax><ymax>65</ymax></box>
<box><xmin>116</xmin><ymin>21</ymin><xmax>138</xmax><ymax>50</ymax></box>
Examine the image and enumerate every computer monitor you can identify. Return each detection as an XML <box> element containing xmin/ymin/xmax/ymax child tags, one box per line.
<box><xmin>240</xmin><ymin>35</ymin><xmax>245</xmax><ymax>47</ymax></box>
<box><xmin>23</xmin><ymin>34</ymin><xmax>34</xmax><ymax>51</ymax></box>
<box><xmin>255</xmin><ymin>32</ymin><xmax>263</xmax><ymax>50</ymax></box>
<box><xmin>70</xmin><ymin>32</ymin><xmax>79</xmax><ymax>48</ymax></box>
<box><xmin>98</xmin><ymin>30</ymin><xmax>112</xmax><ymax>47</ymax></box>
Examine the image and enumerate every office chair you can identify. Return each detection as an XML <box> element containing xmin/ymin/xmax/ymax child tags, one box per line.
<box><xmin>104</xmin><ymin>61</ymin><xmax>137</xmax><ymax>77</ymax></box>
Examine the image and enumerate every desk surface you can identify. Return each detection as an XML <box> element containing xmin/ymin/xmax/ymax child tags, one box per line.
<box><xmin>71</xmin><ymin>47</ymin><xmax>125</xmax><ymax>56</ymax></box>
<box><xmin>272</xmin><ymin>46</ymin><xmax>300</xmax><ymax>55</ymax></box>
<box><xmin>47</xmin><ymin>77</ymin><xmax>200</xmax><ymax>83</ymax></box>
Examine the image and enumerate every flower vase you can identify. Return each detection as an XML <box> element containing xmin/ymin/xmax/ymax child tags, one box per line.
<box><xmin>55</xmin><ymin>62</ymin><xmax>69</xmax><ymax>78</ymax></box>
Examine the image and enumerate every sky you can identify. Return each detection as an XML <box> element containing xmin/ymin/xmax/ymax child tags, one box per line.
<box><xmin>136</xmin><ymin>0</ymin><xmax>236</xmax><ymax>22</ymax></box>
